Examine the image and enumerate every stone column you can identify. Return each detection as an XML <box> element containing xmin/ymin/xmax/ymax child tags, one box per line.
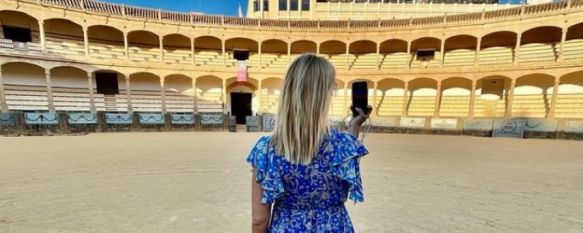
<box><xmin>549</xmin><ymin>77</ymin><xmax>560</xmax><ymax>119</ymax></box>
<box><xmin>513</xmin><ymin>34</ymin><xmax>522</xmax><ymax>65</ymax></box>
<box><xmin>160</xmin><ymin>78</ymin><xmax>166</xmax><ymax>114</ymax></box>
<box><xmin>558</xmin><ymin>28</ymin><xmax>567</xmax><ymax>62</ymax></box>
<box><xmin>440</xmin><ymin>38</ymin><xmax>445</xmax><ymax>67</ymax></box>
<box><xmin>505</xmin><ymin>79</ymin><xmax>516</xmax><ymax>118</ymax></box>
<box><xmin>159</xmin><ymin>36</ymin><xmax>164</xmax><ymax>63</ymax></box>
<box><xmin>222</xmin><ymin>79</ymin><xmax>227</xmax><ymax>114</ymax></box>
<box><xmin>83</xmin><ymin>27</ymin><xmax>89</xmax><ymax>56</ymax></box>
<box><xmin>88</xmin><ymin>73</ymin><xmax>96</xmax><ymax>113</ymax></box>
<box><xmin>402</xmin><ymin>81</ymin><xmax>409</xmax><ymax>117</ymax></box>
<box><xmin>125</xmin><ymin>76</ymin><xmax>132</xmax><ymax>113</ymax></box>
<box><xmin>316</xmin><ymin>42</ymin><xmax>320</xmax><ymax>55</ymax></box>
<box><xmin>372</xmin><ymin>81</ymin><xmax>378</xmax><ymax>116</ymax></box>
<box><xmin>124</xmin><ymin>31</ymin><xmax>129</xmax><ymax>60</ymax></box>
<box><xmin>287</xmin><ymin>43</ymin><xmax>291</xmax><ymax>64</ymax></box>
<box><xmin>191</xmin><ymin>38</ymin><xmax>196</xmax><ymax>65</ymax></box>
<box><xmin>0</xmin><ymin>68</ymin><xmax>7</xmax><ymax>112</ymax></box>
<box><xmin>345</xmin><ymin>43</ymin><xmax>350</xmax><ymax>70</ymax></box>
<box><xmin>475</xmin><ymin>37</ymin><xmax>481</xmax><ymax>66</ymax></box>
<box><xmin>406</xmin><ymin>42</ymin><xmax>411</xmax><ymax>69</ymax></box>
<box><xmin>258</xmin><ymin>42</ymin><xmax>263</xmax><ymax>68</ymax></box>
<box><xmin>433</xmin><ymin>80</ymin><xmax>442</xmax><ymax>117</ymax></box>
<box><xmin>469</xmin><ymin>80</ymin><xmax>477</xmax><ymax>118</ymax></box>
<box><xmin>376</xmin><ymin>42</ymin><xmax>381</xmax><ymax>70</ymax></box>
<box><xmin>257</xmin><ymin>80</ymin><xmax>263</xmax><ymax>114</ymax></box>
<box><xmin>222</xmin><ymin>40</ymin><xmax>226</xmax><ymax>66</ymax></box>
<box><xmin>192</xmin><ymin>78</ymin><xmax>198</xmax><ymax>113</ymax></box>
<box><xmin>39</xmin><ymin>21</ymin><xmax>46</xmax><ymax>51</ymax></box>
<box><xmin>45</xmin><ymin>70</ymin><xmax>55</xmax><ymax>111</ymax></box>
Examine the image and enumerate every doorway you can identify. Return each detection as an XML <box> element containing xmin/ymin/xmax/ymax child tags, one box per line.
<box><xmin>95</xmin><ymin>72</ymin><xmax>119</xmax><ymax>95</ymax></box>
<box><xmin>231</xmin><ymin>92</ymin><xmax>252</xmax><ymax>124</ymax></box>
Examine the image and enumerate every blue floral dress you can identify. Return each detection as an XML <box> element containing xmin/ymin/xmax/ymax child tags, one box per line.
<box><xmin>247</xmin><ymin>130</ymin><xmax>368</xmax><ymax>233</ymax></box>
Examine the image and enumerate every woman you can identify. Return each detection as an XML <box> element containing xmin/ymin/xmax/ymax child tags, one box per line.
<box><xmin>247</xmin><ymin>54</ymin><xmax>370</xmax><ymax>233</ymax></box>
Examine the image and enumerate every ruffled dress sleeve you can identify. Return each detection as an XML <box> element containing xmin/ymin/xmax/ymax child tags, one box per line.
<box><xmin>246</xmin><ymin>136</ymin><xmax>284</xmax><ymax>204</ymax></box>
<box><xmin>329</xmin><ymin>131</ymin><xmax>369</xmax><ymax>203</ymax></box>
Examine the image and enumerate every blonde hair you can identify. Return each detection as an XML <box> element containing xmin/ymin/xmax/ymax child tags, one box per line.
<box><xmin>271</xmin><ymin>54</ymin><xmax>337</xmax><ymax>165</ymax></box>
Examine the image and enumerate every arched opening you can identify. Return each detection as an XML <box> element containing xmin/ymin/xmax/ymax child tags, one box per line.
<box><xmin>349</xmin><ymin>40</ymin><xmax>377</xmax><ymax>69</ymax></box>
<box><xmin>290</xmin><ymin>40</ymin><xmax>317</xmax><ymax>63</ymax></box>
<box><xmin>320</xmin><ymin>40</ymin><xmax>348</xmax><ymax>69</ymax></box>
<box><xmin>480</xmin><ymin>31</ymin><xmax>517</xmax><ymax>66</ymax></box>
<box><xmin>260</xmin><ymin>78</ymin><xmax>283</xmax><ymax>114</ymax></box>
<box><xmin>50</xmin><ymin>66</ymin><xmax>90</xmax><ymax>111</ymax></box>
<box><xmin>0</xmin><ymin>11</ymin><xmax>40</xmax><ymax>51</ymax></box>
<box><xmin>331</xmin><ymin>79</ymin><xmax>346</xmax><ymax>116</ymax></box>
<box><xmin>564</xmin><ymin>23</ymin><xmax>583</xmax><ymax>61</ymax></box>
<box><xmin>520</xmin><ymin>26</ymin><xmax>562</xmax><ymax>64</ymax></box>
<box><xmin>444</xmin><ymin>35</ymin><xmax>477</xmax><ymax>67</ymax></box>
<box><xmin>227</xmin><ymin>77</ymin><xmax>258</xmax><ymax>122</ymax></box>
<box><xmin>406</xmin><ymin>78</ymin><xmax>437</xmax><ymax>116</ymax></box>
<box><xmin>379</xmin><ymin>39</ymin><xmax>407</xmax><ymax>69</ymax></box>
<box><xmin>127</xmin><ymin>30</ymin><xmax>160</xmax><ymax>63</ymax></box>
<box><xmin>410</xmin><ymin>37</ymin><xmax>441</xmax><ymax>68</ymax></box>
<box><xmin>165</xmin><ymin>74</ymin><xmax>194</xmax><ymax>113</ymax></box>
<box><xmin>439</xmin><ymin>77</ymin><xmax>472</xmax><ymax>117</ymax></box>
<box><xmin>163</xmin><ymin>34</ymin><xmax>191</xmax><ymax>65</ymax></box>
<box><xmin>194</xmin><ymin>36</ymin><xmax>222</xmax><ymax>67</ymax></box>
<box><xmin>261</xmin><ymin>39</ymin><xmax>288</xmax><ymax>68</ymax></box>
<box><xmin>377</xmin><ymin>78</ymin><xmax>405</xmax><ymax>116</ymax></box>
<box><xmin>225</xmin><ymin>38</ymin><xmax>259</xmax><ymax>68</ymax></box>
<box><xmin>92</xmin><ymin>70</ymin><xmax>126</xmax><ymax>112</ymax></box>
<box><xmin>87</xmin><ymin>25</ymin><xmax>125</xmax><ymax>60</ymax></box>
<box><xmin>2</xmin><ymin>62</ymin><xmax>47</xmax><ymax>110</ymax></box>
<box><xmin>44</xmin><ymin>18</ymin><xmax>84</xmax><ymax>56</ymax></box>
<box><xmin>474</xmin><ymin>75</ymin><xmax>511</xmax><ymax>118</ymax></box>
<box><xmin>196</xmin><ymin>76</ymin><xmax>224</xmax><ymax>113</ymax></box>
<box><xmin>129</xmin><ymin>72</ymin><xmax>162</xmax><ymax>112</ymax></box>
<box><xmin>511</xmin><ymin>74</ymin><xmax>554</xmax><ymax>118</ymax></box>
<box><xmin>556</xmin><ymin>71</ymin><xmax>583</xmax><ymax>118</ymax></box>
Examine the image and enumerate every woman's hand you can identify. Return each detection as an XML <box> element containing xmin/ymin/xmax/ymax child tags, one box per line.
<box><xmin>347</xmin><ymin>106</ymin><xmax>372</xmax><ymax>137</ymax></box>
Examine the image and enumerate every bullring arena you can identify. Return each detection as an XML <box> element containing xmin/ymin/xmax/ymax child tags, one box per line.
<box><xmin>0</xmin><ymin>0</ymin><xmax>583</xmax><ymax>232</ymax></box>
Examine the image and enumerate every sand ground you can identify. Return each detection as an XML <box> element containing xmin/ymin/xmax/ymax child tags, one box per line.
<box><xmin>0</xmin><ymin>132</ymin><xmax>582</xmax><ymax>233</ymax></box>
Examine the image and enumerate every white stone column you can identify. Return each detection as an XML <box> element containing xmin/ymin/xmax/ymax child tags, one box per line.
<box><xmin>257</xmin><ymin>80</ymin><xmax>263</xmax><ymax>114</ymax></box>
<box><xmin>45</xmin><ymin>70</ymin><xmax>55</xmax><ymax>111</ymax></box>
<box><xmin>406</xmin><ymin>42</ymin><xmax>411</xmax><ymax>69</ymax></box>
<box><xmin>376</xmin><ymin>42</ymin><xmax>381</xmax><ymax>70</ymax></box>
<box><xmin>433</xmin><ymin>80</ymin><xmax>442</xmax><ymax>117</ymax></box>
<box><xmin>222</xmin><ymin>79</ymin><xmax>227</xmax><ymax>114</ymax></box>
<box><xmin>402</xmin><ymin>81</ymin><xmax>409</xmax><ymax>117</ymax></box>
<box><xmin>125</xmin><ymin>76</ymin><xmax>132</xmax><ymax>113</ymax></box>
<box><xmin>513</xmin><ymin>34</ymin><xmax>522</xmax><ymax>65</ymax></box>
<box><xmin>39</xmin><ymin>21</ymin><xmax>46</xmax><ymax>51</ymax></box>
<box><xmin>475</xmin><ymin>37</ymin><xmax>481</xmax><ymax>66</ymax></box>
<box><xmin>345</xmin><ymin>43</ymin><xmax>350</xmax><ymax>70</ymax></box>
<box><xmin>287</xmin><ymin>43</ymin><xmax>291</xmax><ymax>64</ymax></box>
<box><xmin>191</xmin><ymin>38</ymin><xmax>196</xmax><ymax>65</ymax></box>
<box><xmin>372</xmin><ymin>81</ymin><xmax>378</xmax><ymax>116</ymax></box>
<box><xmin>258</xmin><ymin>42</ymin><xmax>263</xmax><ymax>68</ymax></box>
<box><xmin>558</xmin><ymin>28</ymin><xmax>567</xmax><ymax>62</ymax></box>
<box><xmin>549</xmin><ymin>77</ymin><xmax>560</xmax><ymax>119</ymax></box>
<box><xmin>83</xmin><ymin>27</ymin><xmax>89</xmax><ymax>56</ymax></box>
<box><xmin>222</xmin><ymin>40</ymin><xmax>226</xmax><ymax>66</ymax></box>
<box><xmin>505</xmin><ymin>79</ymin><xmax>516</xmax><ymax>118</ymax></box>
<box><xmin>0</xmin><ymin>68</ymin><xmax>7</xmax><ymax>112</ymax></box>
<box><xmin>159</xmin><ymin>36</ymin><xmax>164</xmax><ymax>63</ymax></box>
<box><xmin>469</xmin><ymin>80</ymin><xmax>477</xmax><ymax>118</ymax></box>
<box><xmin>440</xmin><ymin>38</ymin><xmax>445</xmax><ymax>67</ymax></box>
<box><xmin>316</xmin><ymin>42</ymin><xmax>320</xmax><ymax>55</ymax></box>
<box><xmin>124</xmin><ymin>32</ymin><xmax>129</xmax><ymax>60</ymax></box>
<box><xmin>192</xmin><ymin>78</ymin><xmax>198</xmax><ymax>113</ymax></box>
<box><xmin>88</xmin><ymin>73</ymin><xmax>96</xmax><ymax>113</ymax></box>
<box><xmin>160</xmin><ymin>78</ymin><xmax>166</xmax><ymax>114</ymax></box>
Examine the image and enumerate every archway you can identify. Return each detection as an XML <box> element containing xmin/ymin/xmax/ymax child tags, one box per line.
<box><xmin>444</xmin><ymin>35</ymin><xmax>477</xmax><ymax>67</ymax></box>
<box><xmin>564</xmin><ymin>23</ymin><xmax>583</xmax><ymax>61</ymax></box>
<box><xmin>556</xmin><ymin>71</ymin><xmax>583</xmax><ymax>118</ymax></box>
<box><xmin>2</xmin><ymin>62</ymin><xmax>47</xmax><ymax>111</ymax></box>
<box><xmin>165</xmin><ymin>74</ymin><xmax>194</xmax><ymax>112</ymax></box>
<box><xmin>379</xmin><ymin>39</ymin><xmax>407</xmax><ymax>69</ymax></box>
<box><xmin>226</xmin><ymin>77</ymin><xmax>258</xmax><ymax>123</ymax></box>
<box><xmin>163</xmin><ymin>34</ymin><xmax>191</xmax><ymax>64</ymax></box>
<box><xmin>87</xmin><ymin>25</ymin><xmax>125</xmax><ymax>60</ymax></box>
<box><xmin>127</xmin><ymin>30</ymin><xmax>160</xmax><ymax>63</ymax></box>
<box><xmin>519</xmin><ymin>26</ymin><xmax>562</xmax><ymax>64</ymax></box>
<box><xmin>410</xmin><ymin>37</ymin><xmax>441</xmax><ymax>68</ymax></box>
<box><xmin>320</xmin><ymin>40</ymin><xmax>347</xmax><ymax>69</ymax></box>
<box><xmin>480</xmin><ymin>31</ymin><xmax>517</xmax><ymax>66</ymax></box>
<box><xmin>261</xmin><ymin>39</ymin><xmax>288</xmax><ymax>68</ymax></box>
<box><xmin>50</xmin><ymin>66</ymin><xmax>90</xmax><ymax>111</ymax></box>
<box><xmin>196</xmin><ymin>76</ymin><xmax>223</xmax><ymax>113</ymax></box>
<box><xmin>349</xmin><ymin>40</ymin><xmax>377</xmax><ymax>69</ymax></box>
<box><xmin>439</xmin><ymin>77</ymin><xmax>472</xmax><ymax>117</ymax></box>
<box><xmin>194</xmin><ymin>36</ymin><xmax>222</xmax><ymax>67</ymax></box>
<box><xmin>377</xmin><ymin>78</ymin><xmax>405</xmax><ymax>116</ymax></box>
<box><xmin>44</xmin><ymin>18</ymin><xmax>84</xmax><ymax>57</ymax></box>
<box><xmin>129</xmin><ymin>72</ymin><xmax>162</xmax><ymax>112</ymax></box>
<box><xmin>474</xmin><ymin>75</ymin><xmax>511</xmax><ymax>118</ymax></box>
<box><xmin>406</xmin><ymin>78</ymin><xmax>437</xmax><ymax>116</ymax></box>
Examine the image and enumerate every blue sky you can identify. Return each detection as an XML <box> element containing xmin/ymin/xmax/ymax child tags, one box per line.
<box><xmin>103</xmin><ymin>0</ymin><xmax>248</xmax><ymax>16</ymax></box>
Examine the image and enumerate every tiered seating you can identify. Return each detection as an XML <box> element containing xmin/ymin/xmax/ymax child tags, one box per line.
<box><xmin>326</xmin><ymin>54</ymin><xmax>354</xmax><ymax>69</ymax></box>
<box><xmin>197</xmin><ymin>91</ymin><xmax>223</xmax><ymax>113</ymax></box>
<box><xmin>254</xmin><ymin>54</ymin><xmax>289</xmax><ymax>69</ymax></box>
<box><xmin>164</xmin><ymin>49</ymin><xmax>192</xmax><ymax>64</ymax></box>
<box><xmin>562</xmin><ymin>39</ymin><xmax>583</xmax><ymax>61</ymax></box>
<box><xmin>93</xmin><ymin>93</ymin><xmax>106</xmax><ymax>112</ymax></box>
<box><xmin>52</xmin><ymin>87</ymin><xmax>92</xmax><ymax>111</ymax></box>
<box><xmin>555</xmin><ymin>93</ymin><xmax>583</xmax><ymax>118</ymax></box>
<box><xmin>407</xmin><ymin>96</ymin><xmax>436</xmax><ymax>116</ymax></box>
<box><xmin>376</xmin><ymin>95</ymin><xmax>403</xmax><ymax>116</ymax></box>
<box><xmin>128</xmin><ymin>47</ymin><xmax>160</xmax><ymax>62</ymax></box>
<box><xmin>130</xmin><ymin>90</ymin><xmax>163</xmax><ymax>112</ymax></box>
<box><xmin>380</xmin><ymin>52</ymin><xmax>408</xmax><ymax>69</ymax></box>
<box><xmin>89</xmin><ymin>43</ymin><xmax>125</xmax><ymax>60</ymax></box>
<box><xmin>479</xmin><ymin>47</ymin><xmax>513</xmax><ymax>66</ymax></box>
<box><xmin>165</xmin><ymin>93</ymin><xmax>194</xmax><ymax>113</ymax></box>
<box><xmin>511</xmin><ymin>94</ymin><xmax>549</xmax><ymax>118</ymax></box>
<box><xmin>518</xmin><ymin>43</ymin><xmax>557</xmax><ymax>64</ymax></box>
<box><xmin>111</xmin><ymin>93</ymin><xmax>130</xmax><ymax>112</ymax></box>
<box><xmin>439</xmin><ymin>96</ymin><xmax>470</xmax><ymax>117</ymax></box>
<box><xmin>350</xmin><ymin>53</ymin><xmax>378</xmax><ymax>69</ymax></box>
<box><xmin>4</xmin><ymin>85</ymin><xmax>49</xmax><ymax>110</ymax></box>
<box><xmin>410</xmin><ymin>52</ymin><xmax>442</xmax><ymax>69</ymax></box>
<box><xmin>195</xmin><ymin>51</ymin><xmax>223</xmax><ymax>66</ymax></box>
<box><xmin>330</xmin><ymin>95</ymin><xmax>346</xmax><ymax>116</ymax></box>
<box><xmin>473</xmin><ymin>95</ymin><xmax>505</xmax><ymax>117</ymax></box>
<box><xmin>45</xmin><ymin>38</ymin><xmax>85</xmax><ymax>57</ymax></box>
<box><xmin>260</xmin><ymin>94</ymin><xmax>279</xmax><ymax>114</ymax></box>
<box><xmin>444</xmin><ymin>49</ymin><xmax>475</xmax><ymax>67</ymax></box>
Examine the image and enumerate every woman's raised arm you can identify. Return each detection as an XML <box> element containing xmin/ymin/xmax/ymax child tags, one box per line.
<box><xmin>251</xmin><ymin>168</ymin><xmax>272</xmax><ymax>233</ymax></box>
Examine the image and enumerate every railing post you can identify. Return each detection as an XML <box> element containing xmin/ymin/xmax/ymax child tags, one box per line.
<box><xmin>80</xmin><ymin>0</ymin><xmax>85</xmax><ymax>10</ymax></box>
<box><xmin>520</xmin><ymin>5</ymin><xmax>525</xmax><ymax>18</ymax></box>
<box><xmin>548</xmin><ymin>77</ymin><xmax>560</xmax><ymax>119</ymax></box>
<box><xmin>192</xmin><ymin>78</ymin><xmax>197</xmax><ymax>113</ymax></box>
<box><xmin>376</xmin><ymin>42</ymin><xmax>380</xmax><ymax>70</ymax></box>
<box><xmin>159</xmin><ymin>36</ymin><xmax>164</xmax><ymax>63</ymax></box>
<box><xmin>481</xmin><ymin>8</ymin><xmax>485</xmax><ymax>21</ymax></box>
<box><xmin>440</xmin><ymin>37</ymin><xmax>445</xmax><ymax>67</ymax></box>
<box><xmin>123</xmin><ymin>31</ymin><xmax>129</xmax><ymax>60</ymax></box>
<box><xmin>121</xmin><ymin>4</ymin><xmax>126</xmax><ymax>18</ymax></box>
<box><xmin>191</xmin><ymin>38</ymin><xmax>196</xmax><ymax>65</ymax></box>
<box><xmin>567</xmin><ymin>0</ymin><xmax>572</xmax><ymax>9</ymax></box>
<box><xmin>158</xmin><ymin>9</ymin><xmax>162</xmax><ymax>21</ymax></box>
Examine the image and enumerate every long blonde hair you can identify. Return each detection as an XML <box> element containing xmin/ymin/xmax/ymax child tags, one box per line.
<box><xmin>271</xmin><ymin>54</ymin><xmax>337</xmax><ymax>165</ymax></box>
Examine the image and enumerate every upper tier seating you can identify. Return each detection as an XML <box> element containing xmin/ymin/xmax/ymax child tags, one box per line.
<box><xmin>197</xmin><ymin>91</ymin><xmax>223</xmax><ymax>113</ymax></box>
<box><xmin>380</xmin><ymin>52</ymin><xmax>408</xmax><ymax>69</ymax></box>
<box><xmin>562</xmin><ymin>39</ymin><xmax>583</xmax><ymax>62</ymax></box>
<box><xmin>444</xmin><ymin>49</ymin><xmax>475</xmax><ymax>67</ymax></box>
<box><xmin>376</xmin><ymin>95</ymin><xmax>404</xmax><ymax>116</ymax></box>
<box><xmin>195</xmin><ymin>51</ymin><xmax>223</xmax><ymax>67</ymax></box>
<box><xmin>518</xmin><ymin>43</ymin><xmax>558</xmax><ymax>64</ymax></box>
<box><xmin>164</xmin><ymin>49</ymin><xmax>192</xmax><ymax>64</ymax></box>
<box><xmin>350</xmin><ymin>53</ymin><xmax>379</xmax><ymax>69</ymax></box>
<box><xmin>479</xmin><ymin>47</ymin><xmax>513</xmax><ymax>66</ymax></box>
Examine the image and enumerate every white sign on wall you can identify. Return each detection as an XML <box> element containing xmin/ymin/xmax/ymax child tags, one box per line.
<box><xmin>372</xmin><ymin>117</ymin><xmax>397</xmax><ymax>127</ymax></box>
<box><xmin>430</xmin><ymin>118</ymin><xmax>458</xmax><ymax>130</ymax></box>
<box><xmin>564</xmin><ymin>120</ymin><xmax>583</xmax><ymax>133</ymax></box>
<box><xmin>493</xmin><ymin>119</ymin><xmax>525</xmax><ymax>138</ymax></box>
<box><xmin>463</xmin><ymin>119</ymin><xmax>494</xmax><ymax>131</ymax></box>
<box><xmin>523</xmin><ymin>119</ymin><xmax>557</xmax><ymax>132</ymax></box>
<box><xmin>400</xmin><ymin>117</ymin><xmax>426</xmax><ymax>129</ymax></box>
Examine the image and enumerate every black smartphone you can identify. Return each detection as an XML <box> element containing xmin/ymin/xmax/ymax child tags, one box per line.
<box><xmin>351</xmin><ymin>81</ymin><xmax>369</xmax><ymax>117</ymax></box>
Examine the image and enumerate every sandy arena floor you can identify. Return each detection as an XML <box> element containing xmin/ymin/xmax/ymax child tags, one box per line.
<box><xmin>0</xmin><ymin>132</ymin><xmax>582</xmax><ymax>233</ymax></box>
